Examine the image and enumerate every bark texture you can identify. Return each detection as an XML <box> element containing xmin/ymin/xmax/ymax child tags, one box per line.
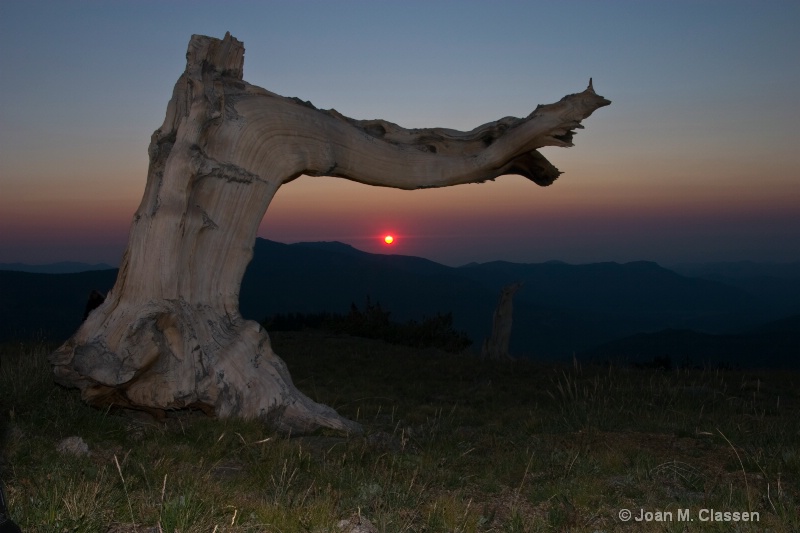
<box><xmin>50</xmin><ymin>33</ymin><xmax>609</xmax><ymax>433</ymax></box>
<box><xmin>482</xmin><ymin>282</ymin><xmax>524</xmax><ymax>361</ymax></box>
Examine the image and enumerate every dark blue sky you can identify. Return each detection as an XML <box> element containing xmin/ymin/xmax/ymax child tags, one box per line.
<box><xmin>1</xmin><ymin>1</ymin><xmax>798</xmax><ymax>265</ymax></box>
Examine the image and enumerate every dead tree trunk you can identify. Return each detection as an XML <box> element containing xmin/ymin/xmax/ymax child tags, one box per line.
<box><xmin>482</xmin><ymin>282</ymin><xmax>524</xmax><ymax>360</ymax></box>
<box><xmin>50</xmin><ymin>33</ymin><xmax>609</xmax><ymax>433</ymax></box>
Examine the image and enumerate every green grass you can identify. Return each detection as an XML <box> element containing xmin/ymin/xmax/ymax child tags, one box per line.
<box><xmin>1</xmin><ymin>331</ymin><xmax>799</xmax><ymax>531</ymax></box>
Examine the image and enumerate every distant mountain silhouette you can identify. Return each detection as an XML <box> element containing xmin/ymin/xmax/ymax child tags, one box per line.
<box><xmin>0</xmin><ymin>269</ymin><xmax>118</xmax><ymax>341</ymax></box>
<box><xmin>213</xmin><ymin>240</ymin><xmax>800</xmax><ymax>361</ymax></box>
<box><xmin>457</xmin><ymin>259</ymin><xmax>765</xmax><ymax>330</ymax></box>
<box><xmin>671</xmin><ymin>261</ymin><xmax>800</xmax><ymax>280</ymax></box>
<box><xmin>453</xmin><ymin>259</ymin><xmax>797</xmax><ymax>360</ymax></box>
<box><xmin>1</xmin><ymin>240</ymin><xmax>798</xmax><ymax>367</ymax></box>
<box><xmin>0</xmin><ymin>261</ymin><xmax>115</xmax><ymax>274</ymax></box>
<box><xmin>239</xmin><ymin>239</ymin><xmax>494</xmax><ymax>342</ymax></box>
<box><xmin>671</xmin><ymin>261</ymin><xmax>800</xmax><ymax>319</ymax></box>
<box><xmin>580</xmin><ymin>314</ymin><xmax>800</xmax><ymax>369</ymax></box>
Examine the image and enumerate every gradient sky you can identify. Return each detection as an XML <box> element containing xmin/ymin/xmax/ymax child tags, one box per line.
<box><xmin>1</xmin><ymin>1</ymin><xmax>798</xmax><ymax>267</ymax></box>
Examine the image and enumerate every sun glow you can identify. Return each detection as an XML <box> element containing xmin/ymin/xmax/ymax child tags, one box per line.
<box><xmin>383</xmin><ymin>235</ymin><xmax>394</xmax><ymax>245</ymax></box>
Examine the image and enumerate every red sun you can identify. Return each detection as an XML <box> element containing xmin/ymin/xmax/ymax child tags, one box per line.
<box><xmin>383</xmin><ymin>234</ymin><xmax>395</xmax><ymax>245</ymax></box>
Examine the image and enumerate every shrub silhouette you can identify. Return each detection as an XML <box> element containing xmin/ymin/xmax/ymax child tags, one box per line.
<box><xmin>262</xmin><ymin>297</ymin><xmax>471</xmax><ymax>353</ymax></box>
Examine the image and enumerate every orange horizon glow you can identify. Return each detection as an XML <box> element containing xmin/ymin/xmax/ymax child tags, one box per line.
<box><xmin>2</xmin><ymin>2</ymin><xmax>799</xmax><ymax>267</ymax></box>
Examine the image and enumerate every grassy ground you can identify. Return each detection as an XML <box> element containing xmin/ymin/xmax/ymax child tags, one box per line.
<box><xmin>1</xmin><ymin>331</ymin><xmax>798</xmax><ymax>532</ymax></box>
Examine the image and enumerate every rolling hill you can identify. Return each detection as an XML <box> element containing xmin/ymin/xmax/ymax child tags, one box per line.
<box><xmin>2</xmin><ymin>239</ymin><xmax>798</xmax><ymax>366</ymax></box>
<box><xmin>0</xmin><ymin>261</ymin><xmax>114</xmax><ymax>274</ymax></box>
<box><xmin>580</xmin><ymin>314</ymin><xmax>800</xmax><ymax>369</ymax></box>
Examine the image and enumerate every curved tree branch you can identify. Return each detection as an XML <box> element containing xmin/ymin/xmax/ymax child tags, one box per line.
<box><xmin>205</xmin><ymin>70</ymin><xmax>609</xmax><ymax>189</ymax></box>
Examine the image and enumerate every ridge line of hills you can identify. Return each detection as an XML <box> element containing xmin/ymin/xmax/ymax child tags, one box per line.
<box><xmin>0</xmin><ymin>261</ymin><xmax>115</xmax><ymax>274</ymax></box>
<box><xmin>2</xmin><ymin>239</ymin><xmax>798</xmax><ymax>368</ymax></box>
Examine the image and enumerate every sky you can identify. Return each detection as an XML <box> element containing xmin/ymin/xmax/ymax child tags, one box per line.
<box><xmin>1</xmin><ymin>1</ymin><xmax>799</xmax><ymax>267</ymax></box>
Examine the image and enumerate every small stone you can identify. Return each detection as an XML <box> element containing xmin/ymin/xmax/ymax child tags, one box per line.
<box><xmin>56</xmin><ymin>436</ymin><xmax>90</xmax><ymax>457</ymax></box>
<box><xmin>337</xmin><ymin>515</ymin><xmax>378</xmax><ymax>533</ymax></box>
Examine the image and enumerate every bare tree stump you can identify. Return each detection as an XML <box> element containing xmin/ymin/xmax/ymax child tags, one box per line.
<box><xmin>482</xmin><ymin>282</ymin><xmax>524</xmax><ymax>360</ymax></box>
<box><xmin>50</xmin><ymin>33</ymin><xmax>609</xmax><ymax>433</ymax></box>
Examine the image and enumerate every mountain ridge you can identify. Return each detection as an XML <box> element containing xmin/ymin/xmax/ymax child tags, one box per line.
<box><xmin>0</xmin><ymin>261</ymin><xmax>115</xmax><ymax>274</ymax></box>
<box><xmin>2</xmin><ymin>239</ymin><xmax>798</xmax><ymax>367</ymax></box>
<box><xmin>581</xmin><ymin>313</ymin><xmax>800</xmax><ymax>369</ymax></box>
